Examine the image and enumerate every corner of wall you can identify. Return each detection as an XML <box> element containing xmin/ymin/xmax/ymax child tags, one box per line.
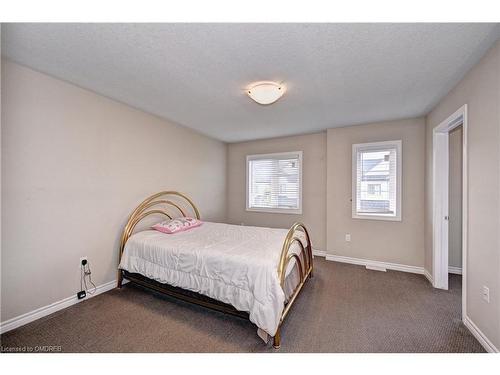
<box><xmin>224</xmin><ymin>141</ymin><xmax>230</xmax><ymax>223</ymax></box>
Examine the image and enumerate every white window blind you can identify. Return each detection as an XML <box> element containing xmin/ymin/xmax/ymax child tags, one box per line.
<box><xmin>352</xmin><ymin>141</ymin><xmax>402</xmax><ymax>221</ymax></box>
<box><xmin>246</xmin><ymin>151</ymin><xmax>302</xmax><ymax>214</ymax></box>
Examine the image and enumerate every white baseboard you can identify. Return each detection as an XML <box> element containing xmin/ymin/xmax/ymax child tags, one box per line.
<box><xmin>2</xmin><ymin>266</ymin><xmax>496</xmax><ymax>353</ymax></box>
<box><xmin>422</xmin><ymin>267</ymin><xmax>461</xmax><ymax>286</ymax></box>
<box><xmin>448</xmin><ymin>266</ymin><xmax>463</xmax><ymax>275</ymax></box>
<box><xmin>464</xmin><ymin>315</ymin><xmax>499</xmax><ymax>353</ymax></box>
<box><xmin>0</xmin><ymin>279</ymin><xmax>122</xmax><ymax>334</ymax></box>
<box><xmin>325</xmin><ymin>254</ymin><xmax>425</xmax><ymax>275</ymax></box>
<box><xmin>365</xmin><ymin>264</ymin><xmax>387</xmax><ymax>272</ymax></box>
<box><xmin>424</xmin><ymin>269</ymin><xmax>434</xmax><ymax>286</ymax></box>
<box><xmin>312</xmin><ymin>249</ymin><xmax>327</xmax><ymax>258</ymax></box>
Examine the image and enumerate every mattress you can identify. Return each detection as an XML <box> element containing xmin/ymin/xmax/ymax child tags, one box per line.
<box><xmin>118</xmin><ymin>221</ymin><xmax>306</xmax><ymax>337</ymax></box>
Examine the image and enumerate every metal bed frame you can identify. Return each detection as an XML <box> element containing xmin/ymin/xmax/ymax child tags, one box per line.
<box><xmin>117</xmin><ymin>191</ymin><xmax>313</xmax><ymax>349</ymax></box>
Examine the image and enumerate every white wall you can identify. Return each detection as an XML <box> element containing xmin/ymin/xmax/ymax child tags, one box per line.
<box><xmin>2</xmin><ymin>39</ymin><xmax>499</xmax><ymax>351</ymax></box>
<box><xmin>0</xmin><ymin>32</ymin><xmax>3</xmax><ymax>325</ymax></box>
<box><xmin>425</xmin><ymin>40</ymin><xmax>500</xmax><ymax>350</ymax></box>
<box><xmin>226</xmin><ymin>117</ymin><xmax>427</xmax><ymax>268</ymax></box>
<box><xmin>227</xmin><ymin>132</ymin><xmax>327</xmax><ymax>251</ymax></box>
<box><xmin>327</xmin><ymin>118</ymin><xmax>426</xmax><ymax>266</ymax></box>
<box><xmin>1</xmin><ymin>61</ymin><xmax>227</xmax><ymax>322</ymax></box>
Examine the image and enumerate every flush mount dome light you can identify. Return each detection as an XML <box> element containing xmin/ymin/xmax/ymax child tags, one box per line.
<box><xmin>246</xmin><ymin>81</ymin><xmax>286</xmax><ymax>105</ymax></box>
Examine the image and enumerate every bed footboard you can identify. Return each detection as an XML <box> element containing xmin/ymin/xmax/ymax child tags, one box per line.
<box><xmin>274</xmin><ymin>222</ymin><xmax>313</xmax><ymax>349</ymax></box>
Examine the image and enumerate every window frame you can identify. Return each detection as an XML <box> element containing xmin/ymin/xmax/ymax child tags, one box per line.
<box><xmin>352</xmin><ymin>140</ymin><xmax>402</xmax><ymax>221</ymax></box>
<box><xmin>246</xmin><ymin>151</ymin><xmax>303</xmax><ymax>215</ymax></box>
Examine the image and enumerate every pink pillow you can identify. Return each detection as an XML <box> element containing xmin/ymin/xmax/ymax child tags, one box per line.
<box><xmin>152</xmin><ymin>217</ymin><xmax>203</xmax><ymax>234</ymax></box>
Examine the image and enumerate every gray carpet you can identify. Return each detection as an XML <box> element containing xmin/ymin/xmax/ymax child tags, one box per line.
<box><xmin>0</xmin><ymin>258</ymin><xmax>484</xmax><ymax>352</ymax></box>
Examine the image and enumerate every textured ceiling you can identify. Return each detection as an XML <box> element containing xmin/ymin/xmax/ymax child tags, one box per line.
<box><xmin>2</xmin><ymin>23</ymin><xmax>499</xmax><ymax>142</ymax></box>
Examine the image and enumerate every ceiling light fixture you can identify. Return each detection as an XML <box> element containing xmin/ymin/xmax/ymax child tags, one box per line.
<box><xmin>246</xmin><ymin>81</ymin><xmax>286</xmax><ymax>105</ymax></box>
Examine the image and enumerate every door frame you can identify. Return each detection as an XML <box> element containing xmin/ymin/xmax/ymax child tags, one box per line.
<box><xmin>432</xmin><ymin>104</ymin><xmax>468</xmax><ymax>318</ymax></box>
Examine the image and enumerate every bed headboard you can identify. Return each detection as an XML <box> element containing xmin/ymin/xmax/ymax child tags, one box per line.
<box><xmin>119</xmin><ymin>191</ymin><xmax>200</xmax><ymax>259</ymax></box>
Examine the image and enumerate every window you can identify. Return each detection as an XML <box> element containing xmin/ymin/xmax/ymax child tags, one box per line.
<box><xmin>246</xmin><ymin>151</ymin><xmax>302</xmax><ymax>214</ymax></box>
<box><xmin>352</xmin><ymin>140</ymin><xmax>402</xmax><ymax>221</ymax></box>
<box><xmin>367</xmin><ymin>184</ymin><xmax>382</xmax><ymax>195</ymax></box>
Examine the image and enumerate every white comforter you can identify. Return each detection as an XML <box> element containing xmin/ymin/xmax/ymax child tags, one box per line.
<box><xmin>119</xmin><ymin>222</ymin><xmax>304</xmax><ymax>337</ymax></box>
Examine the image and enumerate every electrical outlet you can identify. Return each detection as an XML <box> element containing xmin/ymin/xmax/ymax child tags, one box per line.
<box><xmin>79</xmin><ymin>256</ymin><xmax>88</xmax><ymax>268</ymax></box>
<box><xmin>482</xmin><ymin>286</ymin><xmax>490</xmax><ymax>303</ymax></box>
<box><xmin>345</xmin><ymin>234</ymin><xmax>351</xmax><ymax>242</ymax></box>
<box><xmin>77</xmin><ymin>290</ymin><xmax>86</xmax><ymax>300</ymax></box>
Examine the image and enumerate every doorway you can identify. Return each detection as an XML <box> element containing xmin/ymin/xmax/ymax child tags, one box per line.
<box><xmin>448</xmin><ymin>125</ymin><xmax>463</xmax><ymax>277</ymax></box>
<box><xmin>432</xmin><ymin>104</ymin><xmax>467</xmax><ymax>319</ymax></box>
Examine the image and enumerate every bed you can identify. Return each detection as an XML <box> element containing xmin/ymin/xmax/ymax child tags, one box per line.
<box><xmin>117</xmin><ymin>191</ymin><xmax>313</xmax><ymax>349</ymax></box>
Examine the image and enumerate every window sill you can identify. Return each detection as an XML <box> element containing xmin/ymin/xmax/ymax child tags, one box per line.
<box><xmin>246</xmin><ymin>207</ymin><xmax>302</xmax><ymax>215</ymax></box>
<box><xmin>352</xmin><ymin>213</ymin><xmax>401</xmax><ymax>222</ymax></box>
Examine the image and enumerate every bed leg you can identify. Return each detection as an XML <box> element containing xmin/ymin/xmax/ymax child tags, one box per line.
<box><xmin>273</xmin><ymin>329</ymin><xmax>281</xmax><ymax>350</ymax></box>
<box><xmin>117</xmin><ymin>271</ymin><xmax>123</xmax><ymax>289</ymax></box>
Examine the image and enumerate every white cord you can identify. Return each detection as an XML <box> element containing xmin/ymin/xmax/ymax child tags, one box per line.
<box><xmin>81</xmin><ymin>262</ymin><xmax>97</xmax><ymax>295</ymax></box>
